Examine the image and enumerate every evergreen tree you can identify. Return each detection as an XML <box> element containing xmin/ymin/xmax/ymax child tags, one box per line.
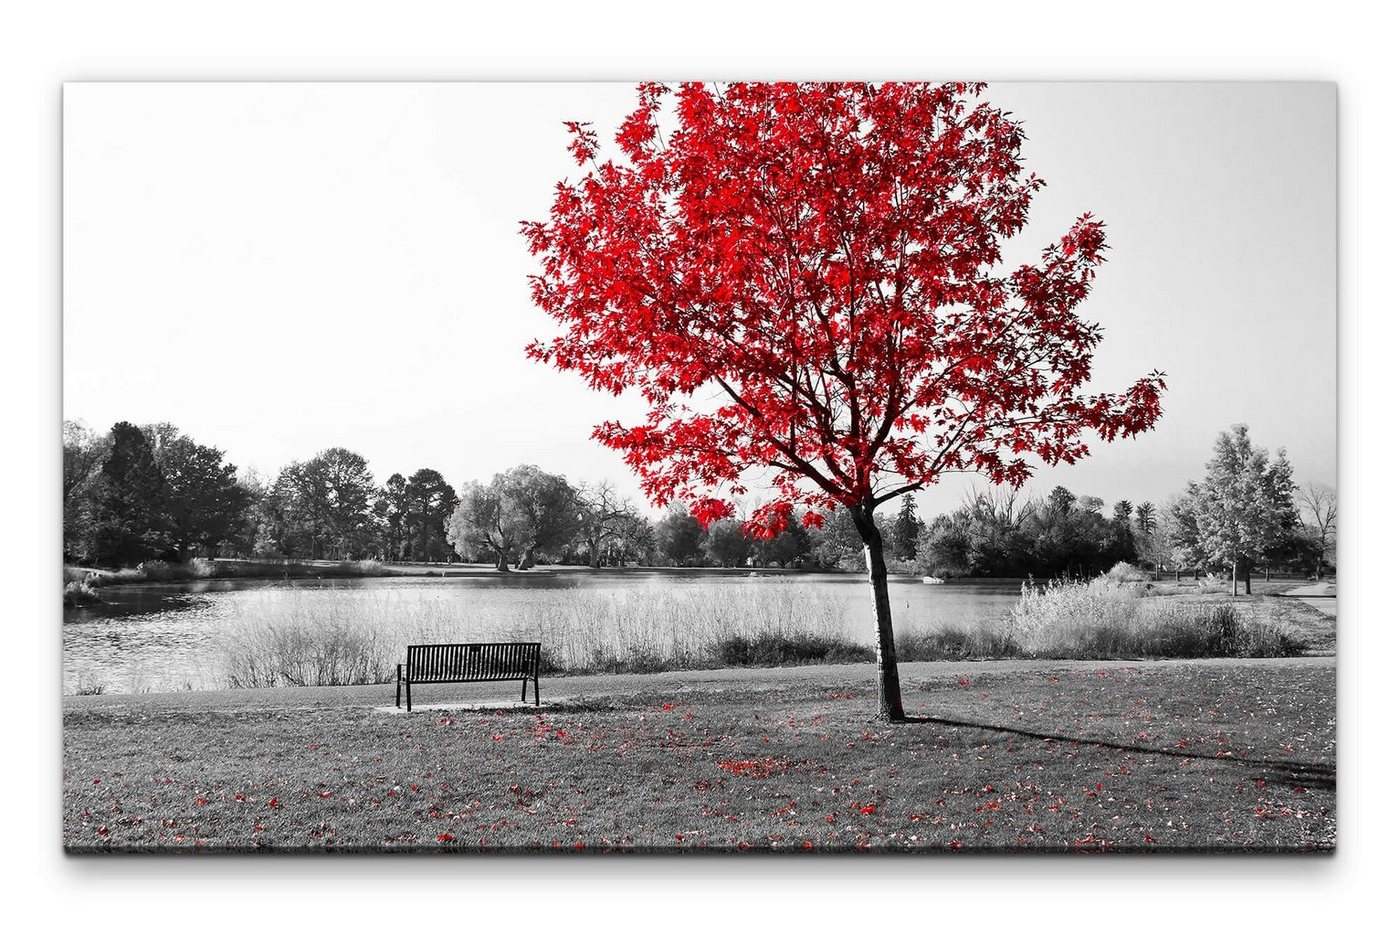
<box><xmin>93</xmin><ymin>421</ymin><xmax>169</xmax><ymax>567</ymax></box>
<box><xmin>376</xmin><ymin>473</ymin><xmax>409</xmax><ymax>561</ymax></box>
<box><xmin>892</xmin><ymin>493</ymin><xmax>921</xmax><ymax>561</ymax></box>
<box><xmin>1110</xmin><ymin>499</ymin><xmax>1138</xmax><ymax>563</ymax></box>
<box><xmin>402</xmin><ymin>468</ymin><xmax>457</xmax><ymax>561</ymax></box>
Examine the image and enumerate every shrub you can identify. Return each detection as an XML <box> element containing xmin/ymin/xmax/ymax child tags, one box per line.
<box><xmin>63</xmin><ymin>580</ymin><xmax>103</xmax><ymax>607</ymax></box>
<box><xmin>188</xmin><ymin>558</ymin><xmax>218</xmax><ymax>578</ymax></box>
<box><xmin>1102</xmin><ymin>561</ymin><xmax>1149</xmax><ymax>584</ymax></box>
<box><xmin>586</xmin><ymin>646</ymin><xmax>674</xmax><ymax>674</ymax></box>
<box><xmin>717</xmin><ymin>632</ymin><xmax>874</xmax><ymax>667</ymax></box>
<box><xmin>883</xmin><ymin>558</ymin><xmax>923</xmax><ymax>577</ymax></box>
<box><xmin>895</xmin><ymin>623</ymin><xmax>1017</xmax><ymax>661</ymax></box>
<box><xmin>135</xmin><ymin>560</ymin><xmax>175</xmax><ymax>581</ymax></box>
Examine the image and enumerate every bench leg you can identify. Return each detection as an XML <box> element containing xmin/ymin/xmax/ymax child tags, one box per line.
<box><xmin>534</xmin><ymin>674</ymin><xmax>540</xmax><ymax>708</ymax></box>
<box><xmin>395</xmin><ymin>664</ymin><xmax>402</xmax><ymax>709</ymax></box>
<box><xmin>521</xmin><ymin>678</ymin><xmax>528</xmax><ymax>703</ymax></box>
<box><xmin>406</xmin><ymin>679</ymin><xmax>412</xmax><ymax>713</ymax></box>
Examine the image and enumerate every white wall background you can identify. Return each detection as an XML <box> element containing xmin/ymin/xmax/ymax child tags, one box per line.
<box><xmin>64</xmin><ymin>81</ymin><xmax>1335</xmax><ymax>515</ymax></box>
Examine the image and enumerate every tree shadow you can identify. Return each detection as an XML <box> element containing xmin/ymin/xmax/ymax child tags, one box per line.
<box><xmin>896</xmin><ymin>713</ymin><xmax>1335</xmax><ymax>789</ymax></box>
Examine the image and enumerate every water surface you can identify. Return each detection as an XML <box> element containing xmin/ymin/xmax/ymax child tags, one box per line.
<box><xmin>63</xmin><ymin>570</ymin><xmax>1023</xmax><ymax>693</ymax></box>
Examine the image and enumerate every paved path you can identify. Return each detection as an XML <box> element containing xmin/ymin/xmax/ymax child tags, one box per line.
<box><xmin>1282</xmin><ymin>582</ymin><xmax>1338</xmax><ymax>618</ymax></box>
<box><xmin>64</xmin><ymin>654</ymin><xmax>1336</xmax><ymax>716</ymax></box>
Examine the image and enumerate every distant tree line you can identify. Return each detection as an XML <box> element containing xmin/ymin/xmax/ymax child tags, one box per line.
<box><xmin>64</xmin><ymin>420</ymin><xmax>1335</xmax><ymax>583</ymax></box>
<box><xmin>910</xmin><ymin>424</ymin><xmax>1335</xmax><ymax>590</ymax></box>
<box><xmin>65</xmin><ymin>421</ymin><xmax>251</xmax><ymax>567</ymax></box>
<box><xmin>62</xmin><ymin>420</ymin><xmax>657</xmax><ymax>570</ymax></box>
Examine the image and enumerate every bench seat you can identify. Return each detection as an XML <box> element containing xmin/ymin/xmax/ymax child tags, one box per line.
<box><xmin>396</xmin><ymin>642</ymin><xmax>541</xmax><ymax>711</ymax></box>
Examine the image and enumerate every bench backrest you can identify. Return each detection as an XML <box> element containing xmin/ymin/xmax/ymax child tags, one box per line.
<box><xmin>406</xmin><ymin>643</ymin><xmax>540</xmax><ymax>683</ymax></box>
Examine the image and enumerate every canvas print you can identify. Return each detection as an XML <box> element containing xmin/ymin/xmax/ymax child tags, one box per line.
<box><xmin>62</xmin><ymin>82</ymin><xmax>1336</xmax><ymax>853</ymax></box>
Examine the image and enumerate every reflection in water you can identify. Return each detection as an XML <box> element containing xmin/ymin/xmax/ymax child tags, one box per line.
<box><xmin>62</xmin><ymin>571</ymin><xmax>1023</xmax><ymax>694</ymax></box>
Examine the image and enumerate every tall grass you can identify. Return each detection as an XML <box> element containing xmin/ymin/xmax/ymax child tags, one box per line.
<box><xmin>216</xmin><ymin>581</ymin><xmax>864</xmax><ymax>687</ymax></box>
<box><xmin>1007</xmin><ymin>577</ymin><xmax>1304</xmax><ymax>659</ymax></box>
<box><xmin>210</xmin><ymin>574</ymin><xmax>1309</xmax><ymax>688</ymax></box>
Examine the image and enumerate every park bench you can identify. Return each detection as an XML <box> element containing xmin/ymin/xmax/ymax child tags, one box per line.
<box><xmin>395</xmin><ymin>642</ymin><xmax>541</xmax><ymax>712</ymax></box>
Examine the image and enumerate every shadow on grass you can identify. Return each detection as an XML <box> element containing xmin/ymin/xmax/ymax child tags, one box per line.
<box><xmin>896</xmin><ymin>714</ymin><xmax>1335</xmax><ymax>788</ymax></box>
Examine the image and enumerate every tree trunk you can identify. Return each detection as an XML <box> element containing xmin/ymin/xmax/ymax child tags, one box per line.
<box><xmin>1243</xmin><ymin>563</ymin><xmax>1252</xmax><ymax>595</ymax></box>
<box><xmin>588</xmin><ymin>541</ymin><xmax>602</xmax><ymax>569</ymax></box>
<box><xmin>848</xmin><ymin>503</ymin><xmax>905</xmax><ymax>722</ymax></box>
<box><xmin>518</xmin><ymin>546</ymin><xmax>536</xmax><ymax>570</ymax></box>
<box><xmin>494</xmin><ymin>549</ymin><xmax>510</xmax><ymax>572</ymax></box>
<box><xmin>1231</xmin><ymin>558</ymin><xmax>1239</xmax><ymax>597</ymax></box>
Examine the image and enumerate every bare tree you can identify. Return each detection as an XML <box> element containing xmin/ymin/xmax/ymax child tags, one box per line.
<box><xmin>575</xmin><ymin>480</ymin><xmax>634</xmax><ymax>568</ymax></box>
<box><xmin>1295</xmin><ymin>482</ymin><xmax>1337</xmax><ymax>580</ymax></box>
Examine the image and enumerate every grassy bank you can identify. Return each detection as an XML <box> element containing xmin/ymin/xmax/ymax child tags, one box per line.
<box><xmin>66</xmin><ymin>558</ymin><xmax>394</xmax><ymax>592</ymax></box>
<box><xmin>62</xmin><ymin>658</ymin><xmax>1335</xmax><ymax>853</ymax></box>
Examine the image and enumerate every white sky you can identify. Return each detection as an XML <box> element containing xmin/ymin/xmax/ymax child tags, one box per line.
<box><xmin>63</xmin><ymin>82</ymin><xmax>1336</xmax><ymax>517</ymax></box>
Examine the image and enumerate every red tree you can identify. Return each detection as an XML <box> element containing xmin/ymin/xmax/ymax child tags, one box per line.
<box><xmin>524</xmin><ymin>82</ymin><xmax>1164</xmax><ymax>720</ymax></box>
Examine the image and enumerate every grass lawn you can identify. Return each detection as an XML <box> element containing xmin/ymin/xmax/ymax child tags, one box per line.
<box><xmin>64</xmin><ymin>657</ymin><xmax>1335</xmax><ymax>853</ymax></box>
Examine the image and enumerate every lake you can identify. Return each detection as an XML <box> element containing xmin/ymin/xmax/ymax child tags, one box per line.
<box><xmin>63</xmin><ymin>570</ymin><xmax>1026</xmax><ymax>693</ymax></box>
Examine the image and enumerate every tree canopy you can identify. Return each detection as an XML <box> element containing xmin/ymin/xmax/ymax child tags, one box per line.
<box><xmin>525</xmin><ymin>82</ymin><xmax>1165</xmax><ymax>719</ymax></box>
<box><xmin>1170</xmin><ymin>425</ymin><xmax>1297</xmax><ymax>595</ymax></box>
<box><xmin>525</xmin><ymin>82</ymin><xmax>1164</xmax><ymax>536</ymax></box>
<box><xmin>93</xmin><ymin>421</ymin><xmax>168</xmax><ymax>567</ymax></box>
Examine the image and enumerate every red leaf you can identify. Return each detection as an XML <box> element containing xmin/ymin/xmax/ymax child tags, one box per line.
<box><xmin>524</xmin><ymin>81</ymin><xmax>1163</xmax><ymax>652</ymax></box>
